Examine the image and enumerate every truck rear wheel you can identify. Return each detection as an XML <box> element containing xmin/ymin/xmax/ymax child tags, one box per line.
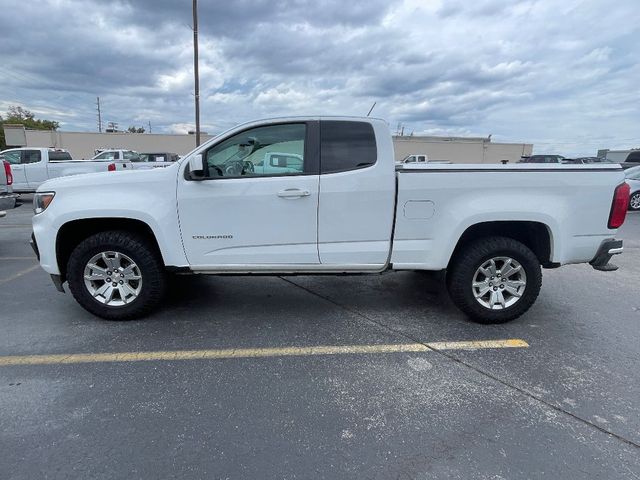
<box><xmin>66</xmin><ymin>231</ymin><xmax>167</xmax><ymax>320</ymax></box>
<box><xmin>447</xmin><ymin>236</ymin><xmax>542</xmax><ymax>324</ymax></box>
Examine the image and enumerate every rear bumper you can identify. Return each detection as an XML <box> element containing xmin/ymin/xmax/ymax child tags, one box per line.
<box><xmin>590</xmin><ymin>239</ymin><xmax>623</xmax><ymax>271</ymax></box>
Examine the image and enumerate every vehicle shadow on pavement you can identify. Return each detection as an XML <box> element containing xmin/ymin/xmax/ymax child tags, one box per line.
<box><xmin>159</xmin><ymin>270</ymin><xmax>461</xmax><ymax>324</ymax></box>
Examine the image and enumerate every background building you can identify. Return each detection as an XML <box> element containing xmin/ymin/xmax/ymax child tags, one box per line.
<box><xmin>393</xmin><ymin>135</ymin><xmax>532</xmax><ymax>164</ymax></box>
<box><xmin>4</xmin><ymin>125</ymin><xmax>532</xmax><ymax>163</ymax></box>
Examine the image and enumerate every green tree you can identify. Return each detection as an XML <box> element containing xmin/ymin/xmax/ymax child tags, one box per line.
<box><xmin>127</xmin><ymin>125</ymin><xmax>145</xmax><ymax>133</ymax></box>
<box><xmin>0</xmin><ymin>106</ymin><xmax>60</xmax><ymax>149</ymax></box>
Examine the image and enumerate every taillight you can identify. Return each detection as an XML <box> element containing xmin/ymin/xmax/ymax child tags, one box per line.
<box><xmin>3</xmin><ymin>160</ymin><xmax>12</xmax><ymax>186</ymax></box>
<box><xmin>107</xmin><ymin>163</ymin><xmax>116</xmax><ymax>172</ymax></box>
<box><xmin>608</xmin><ymin>182</ymin><xmax>630</xmax><ymax>229</ymax></box>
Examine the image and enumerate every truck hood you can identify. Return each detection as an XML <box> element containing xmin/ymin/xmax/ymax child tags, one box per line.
<box><xmin>37</xmin><ymin>164</ymin><xmax>177</xmax><ymax>192</ymax></box>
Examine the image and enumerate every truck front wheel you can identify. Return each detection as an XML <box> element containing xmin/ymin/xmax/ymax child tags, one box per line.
<box><xmin>447</xmin><ymin>236</ymin><xmax>542</xmax><ymax>324</ymax></box>
<box><xmin>66</xmin><ymin>231</ymin><xmax>167</xmax><ymax>320</ymax></box>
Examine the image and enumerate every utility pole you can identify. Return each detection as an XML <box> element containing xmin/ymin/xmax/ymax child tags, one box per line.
<box><xmin>96</xmin><ymin>96</ymin><xmax>102</xmax><ymax>133</ymax></box>
<box><xmin>148</xmin><ymin>120</ymin><xmax>152</xmax><ymax>134</ymax></box>
<box><xmin>192</xmin><ymin>0</ymin><xmax>201</xmax><ymax>146</ymax></box>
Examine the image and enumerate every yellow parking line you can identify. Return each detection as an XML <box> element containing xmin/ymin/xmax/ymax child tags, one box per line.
<box><xmin>0</xmin><ymin>264</ymin><xmax>40</xmax><ymax>285</ymax></box>
<box><xmin>0</xmin><ymin>339</ymin><xmax>528</xmax><ymax>367</ymax></box>
<box><xmin>427</xmin><ymin>339</ymin><xmax>529</xmax><ymax>350</ymax></box>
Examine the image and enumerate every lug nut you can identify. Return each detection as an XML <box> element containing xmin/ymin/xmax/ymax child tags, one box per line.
<box><xmin>500</xmin><ymin>284</ymin><xmax>504</xmax><ymax>289</ymax></box>
<box><xmin>106</xmin><ymin>278</ymin><xmax>111</xmax><ymax>282</ymax></box>
<box><xmin>107</xmin><ymin>271</ymin><xmax>112</xmax><ymax>275</ymax></box>
<box><xmin>112</xmin><ymin>282</ymin><xmax>117</xmax><ymax>287</ymax></box>
<box><xmin>119</xmin><ymin>280</ymin><xmax>124</xmax><ymax>285</ymax></box>
<box><xmin>493</xmin><ymin>287</ymin><xmax>498</xmax><ymax>291</ymax></box>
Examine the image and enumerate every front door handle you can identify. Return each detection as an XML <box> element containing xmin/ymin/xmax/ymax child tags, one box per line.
<box><xmin>277</xmin><ymin>188</ymin><xmax>310</xmax><ymax>198</ymax></box>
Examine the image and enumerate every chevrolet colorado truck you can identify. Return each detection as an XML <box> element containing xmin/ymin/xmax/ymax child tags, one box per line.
<box><xmin>1</xmin><ymin>148</ymin><xmax>131</xmax><ymax>193</ymax></box>
<box><xmin>31</xmin><ymin>117</ymin><xmax>630</xmax><ymax>323</ymax></box>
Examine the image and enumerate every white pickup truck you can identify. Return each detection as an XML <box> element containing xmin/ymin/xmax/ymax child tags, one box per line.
<box><xmin>93</xmin><ymin>149</ymin><xmax>177</xmax><ymax>170</ymax></box>
<box><xmin>1</xmin><ymin>148</ymin><xmax>131</xmax><ymax>193</ymax></box>
<box><xmin>398</xmin><ymin>154</ymin><xmax>451</xmax><ymax>165</ymax></box>
<box><xmin>31</xmin><ymin>117</ymin><xmax>630</xmax><ymax>323</ymax></box>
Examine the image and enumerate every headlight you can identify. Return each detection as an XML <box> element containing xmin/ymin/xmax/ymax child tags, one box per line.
<box><xmin>33</xmin><ymin>192</ymin><xmax>55</xmax><ymax>214</ymax></box>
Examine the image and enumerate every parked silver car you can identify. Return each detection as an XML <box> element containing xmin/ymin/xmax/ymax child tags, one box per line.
<box><xmin>625</xmin><ymin>165</ymin><xmax>640</xmax><ymax>210</ymax></box>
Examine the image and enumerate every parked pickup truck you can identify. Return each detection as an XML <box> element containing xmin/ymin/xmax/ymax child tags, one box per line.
<box><xmin>92</xmin><ymin>149</ymin><xmax>177</xmax><ymax>170</ymax></box>
<box><xmin>1</xmin><ymin>157</ymin><xmax>18</xmax><ymax>216</ymax></box>
<box><xmin>31</xmin><ymin>117</ymin><xmax>629</xmax><ymax>323</ymax></box>
<box><xmin>397</xmin><ymin>154</ymin><xmax>451</xmax><ymax>165</ymax></box>
<box><xmin>1</xmin><ymin>148</ymin><xmax>131</xmax><ymax>193</ymax></box>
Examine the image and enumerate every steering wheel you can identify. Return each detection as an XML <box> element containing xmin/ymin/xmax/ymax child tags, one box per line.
<box><xmin>243</xmin><ymin>161</ymin><xmax>255</xmax><ymax>174</ymax></box>
<box><xmin>224</xmin><ymin>160</ymin><xmax>245</xmax><ymax>176</ymax></box>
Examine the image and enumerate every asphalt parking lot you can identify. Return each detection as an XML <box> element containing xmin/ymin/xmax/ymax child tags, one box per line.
<box><xmin>1</xmin><ymin>195</ymin><xmax>639</xmax><ymax>479</ymax></box>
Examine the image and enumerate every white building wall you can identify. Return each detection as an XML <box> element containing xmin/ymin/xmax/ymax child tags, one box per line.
<box><xmin>13</xmin><ymin>129</ymin><xmax>533</xmax><ymax>164</ymax></box>
<box><xmin>393</xmin><ymin>136</ymin><xmax>533</xmax><ymax>164</ymax></box>
<box><xmin>22</xmin><ymin>130</ymin><xmax>215</xmax><ymax>159</ymax></box>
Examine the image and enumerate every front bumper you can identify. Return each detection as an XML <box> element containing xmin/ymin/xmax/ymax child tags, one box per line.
<box><xmin>31</xmin><ymin>233</ymin><xmax>64</xmax><ymax>292</ymax></box>
<box><xmin>590</xmin><ymin>239</ymin><xmax>623</xmax><ymax>271</ymax></box>
<box><xmin>30</xmin><ymin>233</ymin><xmax>40</xmax><ymax>260</ymax></box>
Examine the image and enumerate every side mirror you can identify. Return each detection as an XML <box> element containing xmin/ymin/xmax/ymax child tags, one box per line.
<box><xmin>188</xmin><ymin>154</ymin><xmax>205</xmax><ymax>179</ymax></box>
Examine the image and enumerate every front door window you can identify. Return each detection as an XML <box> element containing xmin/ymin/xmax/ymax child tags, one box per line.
<box><xmin>205</xmin><ymin>124</ymin><xmax>306</xmax><ymax>178</ymax></box>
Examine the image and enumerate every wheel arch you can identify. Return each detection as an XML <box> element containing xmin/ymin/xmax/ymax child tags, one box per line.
<box><xmin>56</xmin><ymin>218</ymin><xmax>163</xmax><ymax>282</ymax></box>
<box><xmin>448</xmin><ymin>220</ymin><xmax>555</xmax><ymax>269</ymax></box>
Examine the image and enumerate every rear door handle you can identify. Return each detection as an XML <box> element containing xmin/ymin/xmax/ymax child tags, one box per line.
<box><xmin>277</xmin><ymin>188</ymin><xmax>310</xmax><ymax>198</ymax></box>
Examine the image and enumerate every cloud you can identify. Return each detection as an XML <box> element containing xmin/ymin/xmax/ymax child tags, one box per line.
<box><xmin>0</xmin><ymin>0</ymin><xmax>638</xmax><ymax>155</ymax></box>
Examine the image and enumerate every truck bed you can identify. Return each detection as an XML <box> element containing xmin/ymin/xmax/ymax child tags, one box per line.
<box><xmin>391</xmin><ymin>163</ymin><xmax>624</xmax><ymax>270</ymax></box>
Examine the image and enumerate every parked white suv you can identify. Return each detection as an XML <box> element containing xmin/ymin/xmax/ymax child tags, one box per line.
<box><xmin>31</xmin><ymin>117</ymin><xmax>629</xmax><ymax>322</ymax></box>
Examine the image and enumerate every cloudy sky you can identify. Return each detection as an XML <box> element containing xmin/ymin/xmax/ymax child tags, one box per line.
<box><xmin>0</xmin><ymin>0</ymin><xmax>638</xmax><ymax>155</ymax></box>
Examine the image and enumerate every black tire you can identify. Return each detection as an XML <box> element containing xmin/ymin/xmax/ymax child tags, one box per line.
<box><xmin>447</xmin><ymin>236</ymin><xmax>542</xmax><ymax>324</ymax></box>
<box><xmin>67</xmin><ymin>231</ymin><xmax>167</xmax><ymax>320</ymax></box>
<box><xmin>629</xmin><ymin>192</ymin><xmax>640</xmax><ymax>211</ymax></box>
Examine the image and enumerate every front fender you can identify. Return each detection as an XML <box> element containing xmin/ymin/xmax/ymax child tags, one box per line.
<box><xmin>32</xmin><ymin>167</ymin><xmax>188</xmax><ymax>275</ymax></box>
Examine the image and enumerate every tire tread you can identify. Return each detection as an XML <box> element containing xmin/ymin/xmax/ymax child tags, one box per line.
<box><xmin>66</xmin><ymin>230</ymin><xmax>166</xmax><ymax>320</ymax></box>
<box><xmin>447</xmin><ymin>236</ymin><xmax>542</xmax><ymax>324</ymax></box>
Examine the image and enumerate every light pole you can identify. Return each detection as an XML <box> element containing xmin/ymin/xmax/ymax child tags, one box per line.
<box><xmin>192</xmin><ymin>0</ymin><xmax>201</xmax><ymax>146</ymax></box>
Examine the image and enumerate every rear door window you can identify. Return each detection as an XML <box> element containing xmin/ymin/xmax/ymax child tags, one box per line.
<box><xmin>320</xmin><ymin>121</ymin><xmax>377</xmax><ymax>174</ymax></box>
<box><xmin>22</xmin><ymin>150</ymin><xmax>42</xmax><ymax>164</ymax></box>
